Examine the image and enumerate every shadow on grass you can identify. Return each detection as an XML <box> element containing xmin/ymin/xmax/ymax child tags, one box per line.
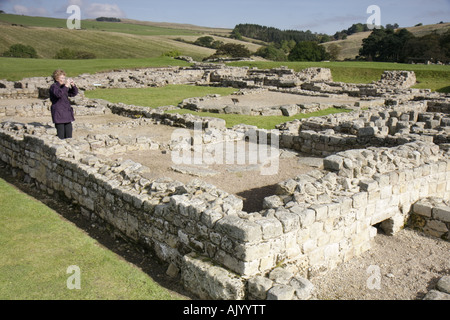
<box><xmin>436</xmin><ymin>86</ymin><xmax>450</xmax><ymax>94</ymax></box>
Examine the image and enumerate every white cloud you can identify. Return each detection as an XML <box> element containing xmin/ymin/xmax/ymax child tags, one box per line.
<box><xmin>13</xmin><ymin>4</ymin><xmax>48</xmax><ymax>16</ymax></box>
<box><xmin>85</xmin><ymin>3</ymin><xmax>126</xmax><ymax>18</ymax></box>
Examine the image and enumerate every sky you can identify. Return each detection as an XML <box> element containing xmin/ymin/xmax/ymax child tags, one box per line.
<box><xmin>0</xmin><ymin>0</ymin><xmax>449</xmax><ymax>34</ymax></box>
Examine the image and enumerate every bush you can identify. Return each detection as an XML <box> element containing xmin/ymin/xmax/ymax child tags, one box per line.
<box><xmin>207</xmin><ymin>43</ymin><xmax>252</xmax><ymax>60</ymax></box>
<box><xmin>194</xmin><ymin>36</ymin><xmax>224</xmax><ymax>49</ymax></box>
<box><xmin>255</xmin><ymin>45</ymin><xmax>287</xmax><ymax>61</ymax></box>
<box><xmin>2</xmin><ymin>44</ymin><xmax>38</xmax><ymax>58</ymax></box>
<box><xmin>54</xmin><ymin>48</ymin><xmax>96</xmax><ymax>59</ymax></box>
<box><xmin>288</xmin><ymin>41</ymin><xmax>329</xmax><ymax>61</ymax></box>
<box><xmin>162</xmin><ymin>50</ymin><xmax>183</xmax><ymax>58</ymax></box>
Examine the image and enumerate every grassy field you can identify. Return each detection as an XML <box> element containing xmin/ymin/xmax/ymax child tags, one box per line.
<box><xmin>0</xmin><ymin>177</ymin><xmax>184</xmax><ymax>300</ymax></box>
<box><xmin>85</xmin><ymin>85</ymin><xmax>238</xmax><ymax>108</ymax></box>
<box><xmin>0</xmin><ymin>56</ymin><xmax>192</xmax><ymax>81</ymax></box>
<box><xmin>0</xmin><ymin>14</ymin><xmax>205</xmax><ymax>36</ymax></box>
<box><xmin>0</xmin><ymin>14</ymin><xmax>249</xmax><ymax>61</ymax></box>
<box><xmin>84</xmin><ymin>84</ymin><xmax>352</xmax><ymax>129</ymax></box>
<box><xmin>166</xmin><ymin>107</ymin><xmax>352</xmax><ymax>129</ymax></box>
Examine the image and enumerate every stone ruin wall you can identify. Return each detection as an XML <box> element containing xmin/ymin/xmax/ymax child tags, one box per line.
<box><xmin>0</xmin><ymin>64</ymin><xmax>449</xmax><ymax>300</ymax></box>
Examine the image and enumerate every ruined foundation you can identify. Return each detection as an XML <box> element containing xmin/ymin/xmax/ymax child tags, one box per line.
<box><xmin>0</xmin><ymin>63</ymin><xmax>449</xmax><ymax>300</ymax></box>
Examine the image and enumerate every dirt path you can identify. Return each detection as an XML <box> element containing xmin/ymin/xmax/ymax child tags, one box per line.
<box><xmin>311</xmin><ymin>228</ymin><xmax>450</xmax><ymax>300</ymax></box>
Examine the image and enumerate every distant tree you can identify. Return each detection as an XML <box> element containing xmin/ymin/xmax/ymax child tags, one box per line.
<box><xmin>210</xmin><ymin>43</ymin><xmax>251</xmax><ymax>58</ymax></box>
<box><xmin>255</xmin><ymin>45</ymin><xmax>287</xmax><ymax>61</ymax></box>
<box><xmin>96</xmin><ymin>17</ymin><xmax>121</xmax><ymax>22</ymax></box>
<box><xmin>194</xmin><ymin>36</ymin><xmax>223</xmax><ymax>49</ymax></box>
<box><xmin>385</xmin><ymin>23</ymin><xmax>399</xmax><ymax>30</ymax></box>
<box><xmin>359</xmin><ymin>28</ymin><xmax>413</xmax><ymax>62</ymax></box>
<box><xmin>279</xmin><ymin>40</ymin><xmax>296</xmax><ymax>54</ymax></box>
<box><xmin>230</xmin><ymin>29</ymin><xmax>243</xmax><ymax>40</ymax></box>
<box><xmin>232</xmin><ymin>23</ymin><xmax>321</xmax><ymax>44</ymax></box>
<box><xmin>288</xmin><ymin>41</ymin><xmax>329</xmax><ymax>61</ymax></box>
<box><xmin>2</xmin><ymin>44</ymin><xmax>38</xmax><ymax>58</ymax></box>
<box><xmin>359</xmin><ymin>28</ymin><xmax>450</xmax><ymax>63</ymax></box>
<box><xmin>195</xmin><ymin>36</ymin><xmax>214</xmax><ymax>47</ymax></box>
<box><xmin>403</xmin><ymin>31</ymin><xmax>450</xmax><ymax>63</ymax></box>
<box><xmin>326</xmin><ymin>43</ymin><xmax>342</xmax><ymax>61</ymax></box>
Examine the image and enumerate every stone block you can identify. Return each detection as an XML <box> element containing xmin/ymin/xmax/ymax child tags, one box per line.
<box><xmin>323</xmin><ymin>155</ymin><xmax>343</xmax><ymax>172</ymax></box>
<box><xmin>269</xmin><ymin>267</ymin><xmax>294</xmax><ymax>285</ymax></box>
<box><xmin>359</xmin><ymin>179</ymin><xmax>378</xmax><ymax>192</ymax></box>
<box><xmin>289</xmin><ymin>276</ymin><xmax>315</xmax><ymax>300</ymax></box>
<box><xmin>215</xmin><ymin>215</ymin><xmax>262</xmax><ymax>243</ymax></box>
<box><xmin>358</xmin><ymin>126</ymin><xmax>377</xmax><ymax>137</ymax></box>
<box><xmin>181</xmin><ymin>253</ymin><xmax>246</xmax><ymax>300</ymax></box>
<box><xmin>297</xmin><ymin>209</ymin><xmax>316</xmax><ymax>228</ymax></box>
<box><xmin>263</xmin><ymin>195</ymin><xmax>283</xmax><ymax>209</ymax></box>
<box><xmin>423</xmin><ymin>290</ymin><xmax>450</xmax><ymax>300</ymax></box>
<box><xmin>413</xmin><ymin>200</ymin><xmax>433</xmax><ymax>217</ymax></box>
<box><xmin>437</xmin><ymin>276</ymin><xmax>450</xmax><ymax>294</ymax></box>
<box><xmin>280</xmin><ymin>105</ymin><xmax>300</xmax><ymax>117</ymax></box>
<box><xmin>266</xmin><ymin>284</ymin><xmax>295</xmax><ymax>300</ymax></box>
<box><xmin>275</xmin><ymin>210</ymin><xmax>300</xmax><ymax>233</ymax></box>
<box><xmin>352</xmin><ymin>192</ymin><xmax>368</xmax><ymax>209</ymax></box>
<box><xmin>247</xmin><ymin>276</ymin><xmax>273</xmax><ymax>300</ymax></box>
<box><xmin>255</xmin><ymin>218</ymin><xmax>283</xmax><ymax>240</ymax></box>
<box><xmin>432</xmin><ymin>205</ymin><xmax>450</xmax><ymax>223</ymax></box>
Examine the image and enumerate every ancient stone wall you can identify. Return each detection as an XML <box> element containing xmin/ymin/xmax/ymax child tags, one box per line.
<box><xmin>1</xmin><ymin>66</ymin><xmax>449</xmax><ymax>300</ymax></box>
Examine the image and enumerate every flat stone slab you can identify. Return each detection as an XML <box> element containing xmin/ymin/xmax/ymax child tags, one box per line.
<box><xmin>171</xmin><ymin>165</ymin><xmax>220</xmax><ymax>177</ymax></box>
<box><xmin>297</xmin><ymin>156</ymin><xmax>324</xmax><ymax>168</ymax></box>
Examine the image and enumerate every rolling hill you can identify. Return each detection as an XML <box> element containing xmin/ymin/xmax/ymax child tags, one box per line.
<box><xmin>0</xmin><ymin>14</ymin><xmax>261</xmax><ymax>60</ymax></box>
<box><xmin>321</xmin><ymin>22</ymin><xmax>450</xmax><ymax>61</ymax></box>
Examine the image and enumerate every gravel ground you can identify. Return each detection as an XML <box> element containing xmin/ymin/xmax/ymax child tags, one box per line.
<box><xmin>310</xmin><ymin>227</ymin><xmax>450</xmax><ymax>300</ymax></box>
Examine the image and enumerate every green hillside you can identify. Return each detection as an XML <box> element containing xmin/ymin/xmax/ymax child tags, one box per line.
<box><xmin>0</xmin><ymin>14</ymin><xmax>257</xmax><ymax>60</ymax></box>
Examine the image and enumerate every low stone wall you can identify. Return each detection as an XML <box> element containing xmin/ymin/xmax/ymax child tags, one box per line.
<box><xmin>273</xmin><ymin>101</ymin><xmax>449</xmax><ymax>156</ymax></box>
<box><xmin>1</xmin><ymin>66</ymin><xmax>449</xmax><ymax>300</ymax></box>
<box><xmin>410</xmin><ymin>198</ymin><xmax>450</xmax><ymax>240</ymax></box>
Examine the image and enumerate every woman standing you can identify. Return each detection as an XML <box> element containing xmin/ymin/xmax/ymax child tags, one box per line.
<box><xmin>49</xmin><ymin>69</ymin><xmax>78</xmax><ymax>139</ymax></box>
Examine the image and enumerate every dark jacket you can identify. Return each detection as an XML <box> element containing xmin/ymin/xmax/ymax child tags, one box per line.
<box><xmin>49</xmin><ymin>82</ymin><xmax>78</xmax><ymax>124</ymax></box>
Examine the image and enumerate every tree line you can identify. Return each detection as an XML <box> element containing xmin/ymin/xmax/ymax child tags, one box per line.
<box><xmin>359</xmin><ymin>28</ymin><xmax>450</xmax><ymax>63</ymax></box>
<box><xmin>231</xmin><ymin>24</ymin><xmax>321</xmax><ymax>43</ymax></box>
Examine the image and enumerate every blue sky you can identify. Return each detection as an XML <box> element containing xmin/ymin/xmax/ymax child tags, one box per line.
<box><xmin>1</xmin><ymin>0</ymin><xmax>449</xmax><ymax>34</ymax></box>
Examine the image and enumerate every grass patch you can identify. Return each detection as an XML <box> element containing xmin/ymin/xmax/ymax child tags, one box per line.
<box><xmin>85</xmin><ymin>85</ymin><xmax>238</xmax><ymax>108</ymax></box>
<box><xmin>166</xmin><ymin>107</ymin><xmax>352</xmax><ymax>129</ymax></box>
<box><xmin>0</xmin><ymin>57</ymin><xmax>191</xmax><ymax>81</ymax></box>
<box><xmin>86</xmin><ymin>84</ymin><xmax>351</xmax><ymax>129</ymax></box>
<box><xmin>0</xmin><ymin>177</ymin><xmax>183</xmax><ymax>300</ymax></box>
<box><xmin>228</xmin><ymin>61</ymin><xmax>450</xmax><ymax>93</ymax></box>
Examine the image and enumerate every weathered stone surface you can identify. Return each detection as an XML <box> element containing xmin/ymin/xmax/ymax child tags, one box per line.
<box><xmin>423</xmin><ymin>290</ymin><xmax>450</xmax><ymax>300</ymax></box>
<box><xmin>437</xmin><ymin>276</ymin><xmax>450</xmax><ymax>294</ymax></box>
<box><xmin>289</xmin><ymin>276</ymin><xmax>315</xmax><ymax>300</ymax></box>
<box><xmin>247</xmin><ymin>276</ymin><xmax>273</xmax><ymax>300</ymax></box>
<box><xmin>266</xmin><ymin>284</ymin><xmax>295</xmax><ymax>300</ymax></box>
<box><xmin>181</xmin><ymin>253</ymin><xmax>246</xmax><ymax>300</ymax></box>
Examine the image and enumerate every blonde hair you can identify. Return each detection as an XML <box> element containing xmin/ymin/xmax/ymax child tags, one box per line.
<box><xmin>52</xmin><ymin>69</ymin><xmax>66</xmax><ymax>81</ymax></box>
